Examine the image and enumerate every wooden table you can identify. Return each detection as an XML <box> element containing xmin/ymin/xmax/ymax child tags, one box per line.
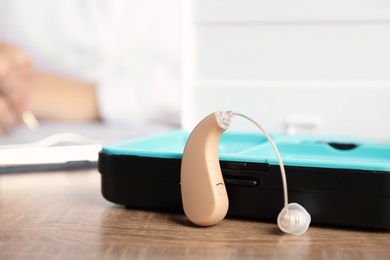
<box><xmin>1</xmin><ymin>169</ymin><xmax>389</xmax><ymax>259</ymax></box>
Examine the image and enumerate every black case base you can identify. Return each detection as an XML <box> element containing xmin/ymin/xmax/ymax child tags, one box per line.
<box><xmin>99</xmin><ymin>154</ymin><xmax>390</xmax><ymax>230</ymax></box>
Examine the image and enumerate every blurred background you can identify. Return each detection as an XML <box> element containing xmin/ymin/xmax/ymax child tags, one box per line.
<box><xmin>181</xmin><ymin>0</ymin><xmax>390</xmax><ymax>139</ymax></box>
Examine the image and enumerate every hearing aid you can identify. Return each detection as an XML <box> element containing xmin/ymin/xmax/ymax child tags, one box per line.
<box><xmin>180</xmin><ymin>111</ymin><xmax>311</xmax><ymax>235</ymax></box>
<box><xmin>180</xmin><ymin>111</ymin><xmax>230</xmax><ymax>226</ymax></box>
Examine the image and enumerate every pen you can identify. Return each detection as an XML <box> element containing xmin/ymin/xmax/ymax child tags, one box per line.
<box><xmin>0</xmin><ymin>89</ymin><xmax>40</xmax><ymax>130</ymax></box>
<box><xmin>22</xmin><ymin>110</ymin><xmax>40</xmax><ymax>130</ymax></box>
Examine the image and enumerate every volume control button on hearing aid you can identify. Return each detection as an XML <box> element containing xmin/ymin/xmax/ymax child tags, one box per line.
<box><xmin>180</xmin><ymin>112</ymin><xmax>230</xmax><ymax>226</ymax></box>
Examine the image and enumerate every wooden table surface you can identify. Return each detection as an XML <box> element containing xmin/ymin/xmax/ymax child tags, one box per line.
<box><xmin>0</xmin><ymin>169</ymin><xmax>389</xmax><ymax>260</ymax></box>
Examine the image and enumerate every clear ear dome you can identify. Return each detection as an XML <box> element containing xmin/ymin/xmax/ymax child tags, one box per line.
<box><xmin>277</xmin><ymin>203</ymin><xmax>311</xmax><ymax>235</ymax></box>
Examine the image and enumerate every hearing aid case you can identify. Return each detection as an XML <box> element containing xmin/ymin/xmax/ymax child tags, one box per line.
<box><xmin>98</xmin><ymin>130</ymin><xmax>390</xmax><ymax>230</ymax></box>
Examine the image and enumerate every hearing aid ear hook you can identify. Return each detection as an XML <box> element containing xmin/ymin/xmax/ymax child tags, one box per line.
<box><xmin>180</xmin><ymin>111</ymin><xmax>311</xmax><ymax>235</ymax></box>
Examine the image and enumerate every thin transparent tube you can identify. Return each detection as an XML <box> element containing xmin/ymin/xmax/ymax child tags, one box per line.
<box><xmin>233</xmin><ymin>112</ymin><xmax>289</xmax><ymax>212</ymax></box>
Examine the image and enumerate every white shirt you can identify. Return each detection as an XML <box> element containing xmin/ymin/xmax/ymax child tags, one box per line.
<box><xmin>0</xmin><ymin>0</ymin><xmax>181</xmax><ymax>126</ymax></box>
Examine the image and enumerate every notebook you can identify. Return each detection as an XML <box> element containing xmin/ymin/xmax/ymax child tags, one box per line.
<box><xmin>0</xmin><ymin>121</ymin><xmax>173</xmax><ymax>173</ymax></box>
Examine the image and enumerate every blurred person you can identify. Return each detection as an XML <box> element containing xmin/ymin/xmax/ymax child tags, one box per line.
<box><xmin>0</xmin><ymin>0</ymin><xmax>181</xmax><ymax>134</ymax></box>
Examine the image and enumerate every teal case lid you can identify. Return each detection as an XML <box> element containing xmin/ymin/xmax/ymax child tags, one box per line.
<box><xmin>102</xmin><ymin>130</ymin><xmax>390</xmax><ymax>172</ymax></box>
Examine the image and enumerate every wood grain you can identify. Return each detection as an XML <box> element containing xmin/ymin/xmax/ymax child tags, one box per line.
<box><xmin>0</xmin><ymin>170</ymin><xmax>389</xmax><ymax>260</ymax></box>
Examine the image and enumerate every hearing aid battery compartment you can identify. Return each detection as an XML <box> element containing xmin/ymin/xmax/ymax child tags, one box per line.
<box><xmin>99</xmin><ymin>129</ymin><xmax>390</xmax><ymax>230</ymax></box>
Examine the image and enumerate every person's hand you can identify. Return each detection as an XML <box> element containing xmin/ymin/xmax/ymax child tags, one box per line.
<box><xmin>0</xmin><ymin>42</ymin><xmax>33</xmax><ymax>134</ymax></box>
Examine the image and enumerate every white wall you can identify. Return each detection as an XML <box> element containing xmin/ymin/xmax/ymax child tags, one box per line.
<box><xmin>181</xmin><ymin>0</ymin><xmax>390</xmax><ymax>139</ymax></box>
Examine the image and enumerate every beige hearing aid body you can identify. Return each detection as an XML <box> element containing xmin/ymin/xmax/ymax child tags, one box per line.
<box><xmin>180</xmin><ymin>111</ymin><xmax>311</xmax><ymax>235</ymax></box>
<box><xmin>180</xmin><ymin>112</ymin><xmax>229</xmax><ymax>226</ymax></box>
